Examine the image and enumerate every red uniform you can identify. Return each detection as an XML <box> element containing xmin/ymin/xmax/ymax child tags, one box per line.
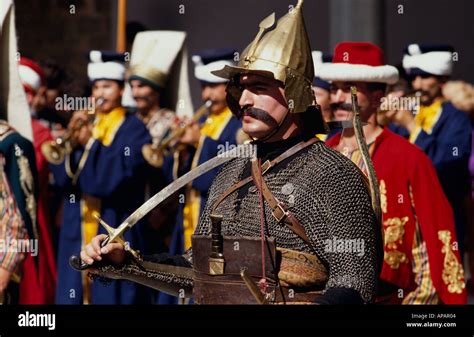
<box><xmin>327</xmin><ymin>128</ymin><xmax>466</xmax><ymax>304</ymax></box>
<box><xmin>19</xmin><ymin>119</ymin><xmax>57</xmax><ymax>304</ymax></box>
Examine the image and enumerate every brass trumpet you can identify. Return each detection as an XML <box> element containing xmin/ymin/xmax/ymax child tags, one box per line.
<box><xmin>41</xmin><ymin>122</ymin><xmax>81</xmax><ymax>165</ymax></box>
<box><xmin>41</xmin><ymin>98</ymin><xmax>104</xmax><ymax>164</ymax></box>
<box><xmin>142</xmin><ymin>100</ymin><xmax>212</xmax><ymax>168</ymax></box>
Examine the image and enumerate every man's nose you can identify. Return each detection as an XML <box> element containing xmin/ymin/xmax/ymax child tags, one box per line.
<box><xmin>201</xmin><ymin>86</ymin><xmax>211</xmax><ymax>101</ymax></box>
<box><xmin>95</xmin><ymin>88</ymin><xmax>104</xmax><ymax>98</ymax></box>
<box><xmin>239</xmin><ymin>89</ymin><xmax>254</xmax><ymax>108</ymax></box>
<box><xmin>332</xmin><ymin>89</ymin><xmax>346</xmax><ymax>104</ymax></box>
<box><xmin>412</xmin><ymin>76</ymin><xmax>422</xmax><ymax>90</ymax></box>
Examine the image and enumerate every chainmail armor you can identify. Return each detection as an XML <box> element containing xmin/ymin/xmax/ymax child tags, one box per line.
<box><xmin>194</xmin><ymin>140</ymin><xmax>382</xmax><ymax>303</ymax></box>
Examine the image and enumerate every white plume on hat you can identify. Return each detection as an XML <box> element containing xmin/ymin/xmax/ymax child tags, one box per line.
<box><xmin>129</xmin><ymin>31</ymin><xmax>194</xmax><ymax>118</ymax></box>
<box><xmin>311</xmin><ymin>51</ymin><xmax>328</xmax><ymax>77</ymax></box>
<box><xmin>0</xmin><ymin>0</ymin><xmax>33</xmax><ymax>140</ymax></box>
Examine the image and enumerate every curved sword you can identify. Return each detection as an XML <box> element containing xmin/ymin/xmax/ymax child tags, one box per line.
<box><xmin>70</xmin><ymin>143</ymin><xmax>254</xmax><ymax>270</ymax></box>
<box><xmin>350</xmin><ymin>86</ymin><xmax>382</xmax><ymax>223</ymax></box>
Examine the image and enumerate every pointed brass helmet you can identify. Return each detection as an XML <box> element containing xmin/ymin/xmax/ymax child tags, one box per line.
<box><xmin>212</xmin><ymin>0</ymin><xmax>317</xmax><ymax>115</ymax></box>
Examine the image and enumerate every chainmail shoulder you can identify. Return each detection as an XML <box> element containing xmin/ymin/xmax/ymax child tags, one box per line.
<box><xmin>194</xmin><ymin>141</ymin><xmax>382</xmax><ymax>303</ymax></box>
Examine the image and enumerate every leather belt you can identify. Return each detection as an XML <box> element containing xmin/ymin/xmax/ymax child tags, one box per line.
<box><xmin>211</xmin><ymin>137</ymin><xmax>318</xmax><ymax>245</ymax></box>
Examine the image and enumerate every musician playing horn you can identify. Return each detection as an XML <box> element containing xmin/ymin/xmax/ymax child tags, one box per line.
<box><xmin>51</xmin><ymin>50</ymin><xmax>154</xmax><ymax>304</ymax></box>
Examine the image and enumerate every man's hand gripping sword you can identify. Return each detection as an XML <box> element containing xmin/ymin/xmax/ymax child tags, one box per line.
<box><xmin>69</xmin><ymin>144</ymin><xmax>253</xmax><ymax>271</ymax></box>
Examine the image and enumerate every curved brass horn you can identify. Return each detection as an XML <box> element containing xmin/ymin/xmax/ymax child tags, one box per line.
<box><xmin>41</xmin><ymin>98</ymin><xmax>104</xmax><ymax>164</ymax></box>
<box><xmin>142</xmin><ymin>100</ymin><xmax>212</xmax><ymax>168</ymax></box>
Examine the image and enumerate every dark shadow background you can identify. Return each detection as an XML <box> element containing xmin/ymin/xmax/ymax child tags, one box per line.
<box><xmin>16</xmin><ymin>0</ymin><xmax>474</xmax><ymax>108</ymax></box>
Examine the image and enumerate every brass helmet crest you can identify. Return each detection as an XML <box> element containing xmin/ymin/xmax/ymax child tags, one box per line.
<box><xmin>212</xmin><ymin>0</ymin><xmax>317</xmax><ymax>116</ymax></box>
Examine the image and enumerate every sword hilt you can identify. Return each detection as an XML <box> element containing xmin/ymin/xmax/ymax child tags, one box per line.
<box><xmin>209</xmin><ymin>214</ymin><xmax>225</xmax><ymax>275</ymax></box>
<box><xmin>210</xmin><ymin>214</ymin><xmax>224</xmax><ymax>257</ymax></box>
<box><xmin>69</xmin><ymin>255</ymin><xmax>92</xmax><ymax>271</ymax></box>
<box><xmin>69</xmin><ymin>236</ymin><xmax>110</xmax><ymax>271</ymax></box>
<box><xmin>69</xmin><ymin>214</ymin><xmax>121</xmax><ymax>271</ymax></box>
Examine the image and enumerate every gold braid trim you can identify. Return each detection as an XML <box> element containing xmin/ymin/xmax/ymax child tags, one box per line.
<box><xmin>438</xmin><ymin>230</ymin><xmax>465</xmax><ymax>294</ymax></box>
<box><xmin>379</xmin><ymin>179</ymin><xmax>387</xmax><ymax>214</ymax></box>
<box><xmin>383</xmin><ymin>216</ymin><xmax>409</xmax><ymax>269</ymax></box>
<box><xmin>15</xmin><ymin>144</ymin><xmax>38</xmax><ymax>240</ymax></box>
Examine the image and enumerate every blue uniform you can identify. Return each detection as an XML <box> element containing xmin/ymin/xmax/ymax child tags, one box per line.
<box><xmin>158</xmin><ymin>109</ymin><xmax>241</xmax><ymax>304</ymax></box>
<box><xmin>390</xmin><ymin>101</ymin><xmax>472</xmax><ymax>254</ymax></box>
<box><xmin>52</xmin><ymin>112</ymin><xmax>155</xmax><ymax>304</ymax></box>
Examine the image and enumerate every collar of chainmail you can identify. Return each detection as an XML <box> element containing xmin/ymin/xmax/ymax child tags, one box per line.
<box><xmin>253</xmin><ymin>133</ymin><xmax>313</xmax><ymax>160</ymax></box>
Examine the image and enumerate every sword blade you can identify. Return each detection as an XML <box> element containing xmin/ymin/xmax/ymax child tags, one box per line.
<box><xmin>327</xmin><ymin>120</ymin><xmax>367</xmax><ymax>130</ymax></box>
<box><xmin>108</xmin><ymin>144</ymin><xmax>252</xmax><ymax>243</ymax></box>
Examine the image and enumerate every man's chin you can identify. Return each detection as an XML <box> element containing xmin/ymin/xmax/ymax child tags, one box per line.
<box><xmin>242</xmin><ymin>125</ymin><xmax>269</xmax><ymax>140</ymax></box>
<box><xmin>334</xmin><ymin>110</ymin><xmax>350</xmax><ymax>121</ymax></box>
<box><xmin>135</xmin><ymin>103</ymin><xmax>148</xmax><ymax>111</ymax></box>
<box><xmin>209</xmin><ymin>103</ymin><xmax>226</xmax><ymax>114</ymax></box>
<box><xmin>99</xmin><ymin>103</ymin><xmax>120</xmax><ymax>113</ymax></box>
<box><xmin>99</xmin><ymin>106</ymin><xmax>111</xmax><ymax>113</ymax></box>
<box><xmin>420</xmin><ymin>96</ymin><xmax>434</xmax><ymax>106</ymax></box>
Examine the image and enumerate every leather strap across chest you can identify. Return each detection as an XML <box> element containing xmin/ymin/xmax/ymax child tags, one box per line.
<box><xmin>211</xmin><ymin>137</ymin><xmax>318</xmax><ymax>244</ymax></box>
<box><xmin>251</xmin><ymin>159</ymin><xmax>310</xmax><ymax>244</ymax></box>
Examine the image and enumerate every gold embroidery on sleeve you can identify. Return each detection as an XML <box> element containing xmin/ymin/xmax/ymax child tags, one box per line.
<box><xmin>15</xmin><ymin>144</ymin><xmax>38</xmax><ymax>240</ymax></box>
<box><xmin>384</xmin><ymin>251</ymin><xmax>407</xmax><ymax>269</ymax></box>
<box><xmin>438</xmin><ymin>230</ymin><xmax>465</xmax><ymax>294</ymax></box>
<box><xmin>379</xmin><ymin>179</ymin><xmax>387</xmax><ymax>214</ymax></box>
<box><xmin>383</xmin><ymin>216</ymin><xmax>409</xmax><ymax>269</ymax></box>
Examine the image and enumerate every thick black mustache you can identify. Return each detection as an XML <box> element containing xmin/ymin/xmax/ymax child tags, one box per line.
<box><xmin>133</xmin><ymin>96</ymin><xmax>152</xmax><ymax>103</ymax></box>
<box><xmin>242</xmin><ymin>107</ymin><xmax>278</xmax><ymax>127</ymax></box>
<box><xmin>330</xmin><ymin>102</ymin><xmax>354</xmax><ymax>112</ymax></box>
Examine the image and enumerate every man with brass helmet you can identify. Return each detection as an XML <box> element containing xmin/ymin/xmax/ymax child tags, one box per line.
<box><xmin>79</xmin><ymin>0</ymin><xmax>382</xmax><ymax>304</ymax></box>
<box><xmin>51</xmin><ymin>51</ymin><xmax>154</xmax><ymax>304</ymax></box>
